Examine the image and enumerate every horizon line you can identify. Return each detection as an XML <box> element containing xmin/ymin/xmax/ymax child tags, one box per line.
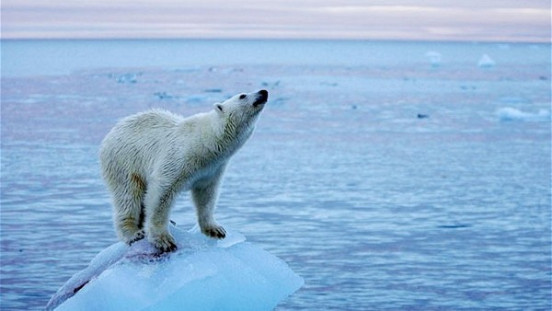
<box><xmin>1</xmin><ymin>36</ymin><xmax>550</xmax><ymax>44</ymax></box>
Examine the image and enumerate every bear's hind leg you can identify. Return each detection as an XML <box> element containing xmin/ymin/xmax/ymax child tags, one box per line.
<box><xmin>112</xmin><ymin>174</ymin><xmax>147</xmax><ymax>244</ymax></box>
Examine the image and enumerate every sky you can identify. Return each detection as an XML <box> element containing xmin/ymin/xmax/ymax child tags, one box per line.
<box><xmin>1</xmin><ymin>0</ymin><xmax>550</xmax><ymax>42</ymax></box>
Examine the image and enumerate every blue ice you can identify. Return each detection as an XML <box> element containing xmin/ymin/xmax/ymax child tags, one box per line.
<box><xmin>46</xmin><ymin>226</ymin><xmax>303</xmax><ymax>311</ymax></box>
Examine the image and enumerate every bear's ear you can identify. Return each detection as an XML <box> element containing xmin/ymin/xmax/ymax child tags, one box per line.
<box><xmin>214</xmin><ymin>103</ymin><xmax>224</xmax><ymax>114</ymax></box>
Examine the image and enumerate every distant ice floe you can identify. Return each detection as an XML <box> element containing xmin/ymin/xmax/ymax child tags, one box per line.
<box><xmin>496</xmin><ymin>107</ymin><xmax>550</xmax><ymax>122</ymax></box>
<box><xmin>47</xmin><ymin>226</ymin><xmax>303</xmax><ymax>311</ymax></box>
<box><xmin>111</xmin><ymin>72</ymin><xmax>141</xmax><ymax>84</ymax></box>
<box><xmin>425</xmin><ymin>51</ymin><xmax>442</xmax><ymax>67</ymax></box>
<box><xmin>478</xmin><ymin>54</ymin><xmax>496</xmax><ymax>68</ymax></box>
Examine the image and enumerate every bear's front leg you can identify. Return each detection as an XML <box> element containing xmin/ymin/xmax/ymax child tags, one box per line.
<box><xmin>192</xmin><ymin>174</ymin><xmax>226</xmax><ymax>239</ymax></box>
<box><xmin>145</xmin><ymin>186</ymin><xmax>178</xmax><ymax>252</ymax></box>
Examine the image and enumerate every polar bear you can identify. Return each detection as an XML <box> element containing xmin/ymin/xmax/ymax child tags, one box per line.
<box><xmin>100</xmin><ymin>90</ymin><xmax>268</xmax><ymax>252</ymax></box>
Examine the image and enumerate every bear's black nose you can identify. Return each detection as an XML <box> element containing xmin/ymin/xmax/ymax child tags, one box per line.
<box><xmin>258</xmin><ymin>89</ymin><xmax>268</xmax><ymax>101</ymax></box>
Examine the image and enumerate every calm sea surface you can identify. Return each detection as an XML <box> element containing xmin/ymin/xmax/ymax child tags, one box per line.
<box><xmin>1</xmin><ymin>40</ymin><xmax>551</xmax><ymax>310</ymax></box>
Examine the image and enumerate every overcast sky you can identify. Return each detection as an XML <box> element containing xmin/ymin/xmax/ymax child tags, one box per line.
<box><xmin>2</xmin><ymin>0</ymin><xmax>550</xmax><ymax>42</ymax></box>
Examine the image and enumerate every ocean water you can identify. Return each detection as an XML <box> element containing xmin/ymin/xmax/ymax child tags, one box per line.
<box><xmin>1</xmin><ymin>39</ymin><xmax>551</xmax><ymax>310</ymax></box>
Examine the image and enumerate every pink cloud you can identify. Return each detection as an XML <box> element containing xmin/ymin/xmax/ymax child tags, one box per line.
<box><xmin>1</xmin><ymin>0</ymin><xmax>550</xmax><ymax>42</ymax></box>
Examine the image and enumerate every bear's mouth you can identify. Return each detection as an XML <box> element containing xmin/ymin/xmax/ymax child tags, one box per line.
<box><xmin>253</xmin><ymin>99</ymin><xmax>266</xmax><ymax>108</ymax></box>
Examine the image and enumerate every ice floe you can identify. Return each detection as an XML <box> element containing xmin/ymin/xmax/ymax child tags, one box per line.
<box><xmin>47</xmin><ymin>226</ymin><xmax>303</xmax><ymax>311</ymax></box>
<box><xmin>478</xmin><ymin>54</ymin><xmax>496</xmax><ymax>68</ymax></box>
<box><xmin>496</xmin><ymin>107</ymin><xmax>550</xmax><ymax>122</ymax></box>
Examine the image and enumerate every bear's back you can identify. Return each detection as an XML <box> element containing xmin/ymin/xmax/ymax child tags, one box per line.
<box><xmin>100</xmin><ymin>109</ymin><xmax>184</xmax><ymax>174</ymax></box>
<box><xmin>120</xmin><ymin>109</ymin><xmax>182</xmax><ymax>132</ymax></box>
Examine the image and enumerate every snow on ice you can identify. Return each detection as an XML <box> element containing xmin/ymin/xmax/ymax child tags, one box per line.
<box><xmin>46</xmin><ymin>226</ymin><xmax>303</xmax><ymax>311</ymax></box>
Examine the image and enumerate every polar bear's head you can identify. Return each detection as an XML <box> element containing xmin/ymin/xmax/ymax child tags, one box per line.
<box><xmin>214</xmin><ymin>90</ymin><xmax>268</xmax><ymax>139</ymax></box>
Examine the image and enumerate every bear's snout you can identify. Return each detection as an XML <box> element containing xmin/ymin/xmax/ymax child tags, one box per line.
<box><xmin>253</xmin><ymin>90</ymin><xmax>268</xmax><ymax>107</ymax></box>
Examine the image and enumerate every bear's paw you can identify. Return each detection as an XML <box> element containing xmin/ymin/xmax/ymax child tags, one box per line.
<box><xmin>127</xmin><ymin>229</ymin><xmax>146</xmax><ymax>245</ymax></box>
<box><xmin>202</xmin><ymin>225</ymin><xmax>227</xmax><ymax>239</ymax></box>
<box><xmin>150</xmin><ymin>232</ymin><xmax>178</xmax><ymax>253</ymax></box>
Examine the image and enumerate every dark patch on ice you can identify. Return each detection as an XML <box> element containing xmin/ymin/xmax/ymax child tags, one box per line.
<box><xmin>73</xmin><ymin>281</ymin><xmax>89</xmax><ymax>294</ymax></box>
<box><xmin>125</xmin><ymin>249</ymin><xmax>173</xmax><ymax>264</ymax></box>
<box><xmin>417</xmin><ymin>114</ymin><xmax>430</xmax><ymax>119</ymax></box>
<box><xmin>204</xmin><ymin>88</ymin><xmax>223</xmax><ymax>93</ymax></box>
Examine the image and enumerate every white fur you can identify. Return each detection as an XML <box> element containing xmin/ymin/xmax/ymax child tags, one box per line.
<box><xmin>100</xmin><ymin>90</ymin><xmax>267</xmax><ymax>251</ymax></box>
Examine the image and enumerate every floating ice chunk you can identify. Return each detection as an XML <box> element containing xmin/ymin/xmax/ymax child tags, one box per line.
<box><xmin>115</xmin><ymin>73</ymin><xmax>139</xmax><ymax>83</ymax></box>
<box><xmin>496</xmin><ymin>107</ymin><xmax>550</xmax><ymax>122</ymax></box>
<box><xmin>478</xmin><ymin>54</ymin><xmax>496</xmax><ymax>68</ymax></box>
<box><xmin>425</xmin><ymin>51</ymin><xmax>442</xmax><ymax>67</ymax></box>
<box><xmin>47</xmin><ymin>226</ymin><xmax>303</xmax><ymax>311</ymax></box>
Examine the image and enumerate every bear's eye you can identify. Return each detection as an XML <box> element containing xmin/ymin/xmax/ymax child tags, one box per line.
<box><xmin>239</xmin><ymin>94</ymin><xmax>246</xmax><ymax>99</ymax></box>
